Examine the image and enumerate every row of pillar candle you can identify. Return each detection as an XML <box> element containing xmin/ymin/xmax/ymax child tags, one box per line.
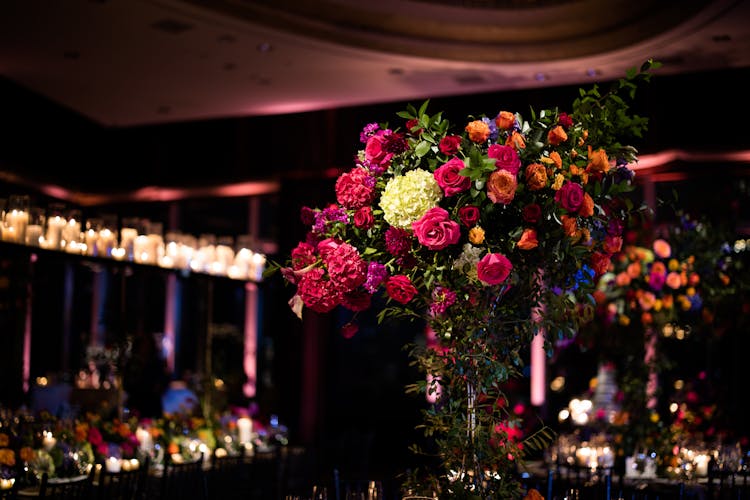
<box><xmin>1</xmin><ymin>197</ymin><xmax>266</xmax><ymax>281</ymax></box>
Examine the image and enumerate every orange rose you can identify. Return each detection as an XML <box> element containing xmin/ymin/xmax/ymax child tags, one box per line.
<box><xmin>652</xmin><ymin>239</ymin><xmax>671</xmax><ymax>259</ymax></box>
<box><xmin>626</xmin><ymin>262</ymin><xmax>642</xmax><ymax>278</ymax></box>
<box><xmin>586</xmin><ymin>146</ymin><xmax>610</xmax><ymax>174</ymax></box>
<box><xmin>579</xmin><ymin>192</ymin><xmax>594</xmax><ymax>217</ymax></box>
<box><xmin>651</xmin><ymin>261</ymin><xmax>666</xmax><ymax>276</ymax></box>
<box><xmin>688</xmin><ymin>272</ymin><xmax>700</xmax><ymax>286</ymax></box>
<box><xmin>0</xmin><ymin>448</ymin><xmax>15</xmax><ymax>467</ymax></box>
<box><xmin>465</xmin><ymin>120</ymin><xmax>490</xmax><ymax>143</ymax></box>
<box><xmin>486</xmin><ymin>169</ymin><xmax>517</xmax><ymax>204</ymax></box>
<box><xmin>641</xmin><ymin>311</ymin><xmax>653</xmax><ymax>325</ymax></box>
<box><xmin>547</xmin><ymin>125</ymin><xmax>568</xmax><ymax>146</ymax></box>
<box><xmin>665</xmin><ymin>272</ymin><xmax>682</xmax><ymax>289</ymax></box>
<box><xmin>549</xmin><ymin>150</ymin><xmax>562</xmax><ymax>169</ymax></box>
<box><xmin>0</xmin><ymin>433</ymin><xmax>8</xmax><ymax>447</ymax></box>
<box><xmin>19</xmin><ymin>447</ymin><xmax>35</xmax><ymax>462</ymax></box>
<box><xmin>517</xmin><ymin>228</ymin><xmax>538</xmax><ymax>250</ymax></box>
<box><xmin>505</xmin><ymin>130</ymin><xmax>526</xmax><ymax>150</ymax></box>
<box><xmin>615</xmin><ymin>272</ymin><xmax>631</xmax><ymax>286</ymax></box>
<box><xmin>525</xmin><ymin>163</ymin><xmax>548</xmax><ymax>191</ymax></box>
<box><xmin>524</xmin><ymin>489</ymin><xmax>544</xmax><ymax>500</ymax></box>
<box><xmin>560</xmin><ymin>215</ymin><xmax>577</xmax><ymax>237</ymax></box>
<box><xmin>495</xmin><ymin>110</ymin><xmax>515</xmax><ymax>130</ymax></box>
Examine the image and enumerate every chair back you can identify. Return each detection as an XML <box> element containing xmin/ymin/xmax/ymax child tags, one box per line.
<box><xmin>158</xmin><ymin>453</ymin><xmax>207</xmax><ymax>500</ymax></box>
<box><xmin>92</xmin><ymin>457</ymin><xmax>150</xmax><ymax>500</ymax></box>
<box><xmin>38</xmin><ymin>471</ymin><xmax>94</xmax><ymax>500</ymax></box>
<box><xmin>207</xmin><ymin>449</ymin><xmax>251</xmax><ymax>500</ymax></box>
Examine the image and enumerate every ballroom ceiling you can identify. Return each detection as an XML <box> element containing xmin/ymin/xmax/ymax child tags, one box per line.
<box><xmin>1</xmin><ymin>0</ymin><xmax>749</xmax><ymax>127</ymax></box>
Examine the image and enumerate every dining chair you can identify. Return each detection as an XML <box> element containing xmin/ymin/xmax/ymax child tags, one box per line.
<box><xmin>157</xmin><ymin>453</ymin><xmax>207</xmax><ymax>500</ymax></box>
<box><xmin>207</xmin><ymin>448</ymin><xmax>252</xmax><ymax>500</ymax></box>
<box><xmin>37</xmin><ymin>471</ymin><xmax>94</xmax><ymax>499</ymax></box>
<box><xmin>91</xmin><ymin>457</ymin><xmax>150</xmax><ymax>500</ymax></box>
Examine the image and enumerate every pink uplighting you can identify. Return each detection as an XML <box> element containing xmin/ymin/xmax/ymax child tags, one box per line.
<box><xmin>243</xmin><ymin>282</ymin><xmax>258</xmax><ymax>398</ymax></box>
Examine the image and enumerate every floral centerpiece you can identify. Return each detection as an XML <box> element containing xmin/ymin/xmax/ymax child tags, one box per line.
<box><xmin>577</xmin><ymin>210</ymin><xmax>747</xmax><ymax>475</ymax></box>
<box><xmin>270</xmin><ymin>60</ymin><xmax>660</xmax><ymax>498</ymax></box>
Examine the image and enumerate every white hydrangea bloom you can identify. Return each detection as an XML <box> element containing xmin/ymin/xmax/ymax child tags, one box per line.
<box><xmin>379</xmin><ymin>168</ymin><xmax>442</xmax><ymax>229</ymax></box>
<box><xmin>452</xmin><ymin>243</ymin><xmax>485</xmax><ymax>280</ymax></box>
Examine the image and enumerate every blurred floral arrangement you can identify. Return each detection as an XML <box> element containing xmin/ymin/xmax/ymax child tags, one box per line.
<box><xmin>0</xmin><ymin>404</ymin><xmax>282</xmax><ymax>489</ymax></box>
<box><xmin>270</xmin><ymin>60</ymin><xmax>660</xmax><ymax>497</ymax></box>
<box><xmin>560</xmin><ymin>209</ymin><xmax>750</xmax><ymax>476</ymax></box>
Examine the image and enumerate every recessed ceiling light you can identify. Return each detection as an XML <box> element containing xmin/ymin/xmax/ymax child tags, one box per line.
<box><xmin>586</xmin><ymin>68</ymin><xmax>601</xmax><ymax>77</ymax></box>
<box><xmin>256</xmin><ymin>42</ymin><xmax>273</xmax><ymax>53</ymax></box>
<box><xmin>534</xmin><ymin>72</ymin><xmax>548</xmax><ymax>81</ymax></box>
<box><xmin>389</xmin><ymin>68</ymin><xmax>404</xmax><ymax>75</ymax></box>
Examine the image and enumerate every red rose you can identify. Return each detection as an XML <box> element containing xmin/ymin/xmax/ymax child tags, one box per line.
<box><xmin>477</xmin><ymin>253</ymin><xmax>513</xmax><ymax>285</ymax></box>
<box><xmin>439</xmin><ymin>135</ymin><xmax>462</xmax><ymax>155</ymax></box>
<box><xmin>353</xmin><ymin>206</ymin><xmax>375</xmax><ymax>229</ymax></box>
<box><xmin>405</xmin><ymin>118</ymin><xmax>422</xmax><ymax>135</ymax></box>
<box><xmin>458</xmin><ymin>206</ymin><xmax>480</xmax><ymax>227</ymax></box>
<box><xmin>590</xmin><ymin>251</ymin><xmax>612</xmax><ymax>277</ymax></box>
<box><xmin>385</xmin><ymin>275</ymin><xmax>417</xmax><ymax>304</ymax></box>
<box><xmin>340</xmin><ymin>322</ymin><xmax>358</xmax><ymax>339</ymax></box>
<box><xmin>434</xmin><ymin>158</ymin><xmax>470</xmax><ymax>196</ymax></box>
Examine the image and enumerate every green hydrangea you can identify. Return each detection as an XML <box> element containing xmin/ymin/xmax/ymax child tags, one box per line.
<box><xmin>379</xmin><ymin>168</ymin><xmax>442</xmax><ymax>229</ymax></box>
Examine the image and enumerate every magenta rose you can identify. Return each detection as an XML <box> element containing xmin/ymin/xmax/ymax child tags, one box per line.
<box><xmin>434</xmin><ymin>158</ymin><xmax>470</xmax><ymax>196</ymax></box>
<box><xmin>335</xmin><ymin>167</ymin><xmax>376</xmax><ymax>210</ymax></box>
<box><xmin>300</xmin><ymin>206</ymin><xmax>315</xmax><ymax>225</ymax></box>
<box><xmin>458</xmin><ymin>205</ymin><xmax>480</xmax><ymax>227</ymax></box>
<box><xmin>555</xmin><ymin>181</ymin><xmax>585</xmax><ymax>213</ymax></box>
<box><xmin>353</xmin><ymin>206</ymin><xmax>375</xmax><ymax>229</ymax></box>
<box><xmin>477</xmin><ymin>252</ymin><xmax>513</xmax><ymax>285</ymax></box>
<box><xmin>439</xmin><ymin>135</ymin><xmax>462</xmax><ymax>155</ymax></box>
<box><xmin>323</xmin><ymin>242</ymin><xmax>367</xmax><ymax>292</ymax></box>
<box><xmin>385</xmin><ymin>275</ymin><xmax>417</xmax><ymax>304</ymax></box>
<box><xmin>365</xmin><ymin>132</ymin><xmax>394</xmax><ymax>168</ymax></box>
<box><xmin>488</xmin><ymin>144</ymin><xmax>521</xmax><ymax>175</ymax></box>
<box><xmin>412</xmin><ymin>207</ymin><xmax>461</xmax><ymax>251</ymax></box>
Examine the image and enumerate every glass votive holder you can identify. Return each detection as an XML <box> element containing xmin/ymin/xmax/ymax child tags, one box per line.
<box><xmin>3</xmin><ymin>194</ymin><xmax>30</xmax><ymax>244</ymax></box>
<box><xmin>44</xmin><ymin>202</ymin><xmax>67</xmax><ymax>250</ymax></box>
<box><xmin>62</xmin><ymin>208</ymin><xmax>83</xmax><ymax>253</ymax></box>
<box><xmin>25</xmin><ymin>206</ymin><xmax>46</xmax><ymax>247</ymax></box>
<box><xmin>85</xmin><ymin>217</ymin><xmax>103</xmax><ymax>256</ymax></box>
<box><xmin>119</xmin><ymin>216</ymin><xmax>141</xmax><ymax>261</ymax></box>
<box><xmin>97</xmin><ymin>214</ymin><xmax>118</xmax><ymax>258</ymax></box>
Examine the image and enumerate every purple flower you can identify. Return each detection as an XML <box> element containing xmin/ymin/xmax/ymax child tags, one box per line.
<box><xmin>360</xmin><ymin>122</ymin><xmax>380</xmax><ymax>143</ymax></box>
<box><xmin>364</xmin><ymin>262</ymin><xmax>388</xmax><ymax>293</ymax></box>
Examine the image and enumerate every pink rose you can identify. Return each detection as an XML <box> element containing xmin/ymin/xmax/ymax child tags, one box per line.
<box><xmin>477</xmin><ymin>253</ymin><xmax>513</xmax><ymax>285</ymax></box>
<box><xmin>385</xmin><ymin>275</ymin><xmax>417</xmax><ymax>304</ymax></box>
<box><xmin>335</xmin><ymin>167</ymin><xmax>375</xmax><ymax>210</ymax></box>
<box><xmin>488</xmin><ymin>144</ymin><xmax>521</xmax><ymax>175</ymax></box>
<box><xmin>434</xmin><ymin>158</ymin><xmax>470</xmax><ymax>196</ymax></box>
<box><xmin>555</xmin><ymin>181</ymin><xmax>585</xmax><ymax>213</ymax></box>
<box><xmin>458</xmin><ymin>205</ymin><xmax>480</xmax><ymax>227</ymax></box>
<box><xmin>412</xmin><ymin>207</ymin><xmax>461</xmax><ymax>251</ymax></box>
<box><xmin>353</xmin><ymin>206</ymin><xmax>375</xmax><ymax>229</ymax></box>
<box><xmin>439</xmin><ymin>135</ymin><xmax>462</xmax><ymax>155</ymax></box>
